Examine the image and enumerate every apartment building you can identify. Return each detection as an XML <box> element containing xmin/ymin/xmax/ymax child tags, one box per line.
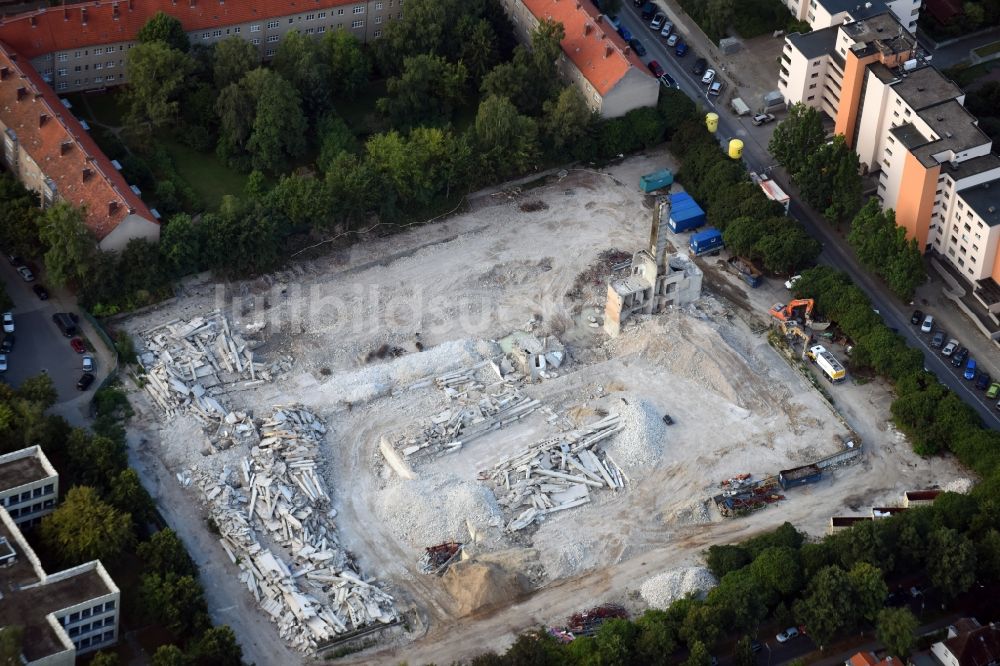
<box><xmin>500</xmin><ymin>0</ymin><xmax>660</xmax><ymax>118</ymax></box>
<box><xmin>779</xmin><ymin>10</ymin><xmax>1000</xmax><ymax>325</ymax></box>
<box><xmin>0</xmin><ymin>506</ymin><xmax>121</xmax><ymax>664</ymax></box>
<box><xmin>0</xmin><ymin>446</ymin><xmax>58</xmax><ymax>528</ymax></box>
<box><xmin>0</xmin><ymin>0</ymin><xmax>401</xmax><ymax>94</ymax></box>
<box><xmin>781</xmin><ymin>0</ymin><xmax>921</xmax><ymax>33</ymax></box>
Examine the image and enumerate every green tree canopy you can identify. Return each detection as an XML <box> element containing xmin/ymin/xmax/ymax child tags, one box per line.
<box><xmin>138</xmin><ymin>528</ymin><xmax>198</xmax><ymax>577</ymax></box>
<box><xmin>187</xmin><ymin>626</ymin><xmax>243</xmax><ymax>666</ymax></box>
<box><xmin>928</xmin><ymin>526</ymin><xmax>977</xmax><ymax>599</ymax></box>
<box><xmin>272</xmin><ymin>30</ymin><xmax>332</xmax><ymax>119</ymax></box>
<box><xmin>37</xmin><ymin>202</ymin><xmax>96</xmax><ymax>287</ymax></box>
<box><xmin>160</xmin><ymin>214</ymin><xmax>203</xmax><ymax>278</ymax></box>
<box><xmin>473</xmin><ymin>95</ymin><xmax>539</xmax><ymax>181</ymax></box>
<box><xmin>377</xmin><ymin>54</ymin><xmax>468</xmax><ymax>130</ymax></box>
<box><xmin>0</xmin><ymin>626</ymin><xmax>23</xmax><ymax>666</ymax></box>
<box><xmin>769</xmin><ymin>103</ymin><xmax>826</xmax><ymax>176</ymax></box>
<box><xmin>877</xmin><ymin>607</ymin><xmax>918</xmax><ymax>658</ymax></box>
<box><xmin>137</xmin><ymin>11</ymin><xmax>190</xmax><ymax>52</ymax></box>
<box><xmin>323</xmin><ymin>29</ymin><xmax>371</xmax><ymax>99</ymax></box>
<box><xmin>139</xmin><ymin>572</ymin><xmax>211</xmax><ymax>637</ymax></box>
<box><xmin>40</xmin><ymin>486</ymin><xmax>134</xmax><ymax>565</ymax></box>
<box><xmin>124</xmin><ymin>42</ymin><xmax>195</xmax><ymax>131</ymax></box>
<box><xmin>213</xmin><ymin>36</ymin><xmax>259</xmax><ymax>88</ymax></box>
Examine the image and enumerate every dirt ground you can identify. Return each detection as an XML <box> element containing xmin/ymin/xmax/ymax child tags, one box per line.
<box><xmin>120</xmin><ymin>147</ymin><xmax>971</xmax><ymax>665</ymax></box>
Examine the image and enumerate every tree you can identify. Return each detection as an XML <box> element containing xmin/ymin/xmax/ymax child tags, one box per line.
<box><xmin>323</xmin><ymin>30</ymin><xmax>370</xmax><ymax>99</ymax></box>
<box><xmin>884</xmin><ymin>235</ymin><xmax>925</xmax><ymax>301</ymax></box>
<box><xmin>151</xmin><ymin>645</ymin><xmax>187</xmax><ymax>666</ymax></box>
<box><xmin>40</xmin><ymin>486</ymin><xmax>133</xmax><ymax>565</ymax></box>
<box><xmin>592</xmin><ymin>618</ymin><xmax>640</xmax><ymax>665</ymax></box>
<box><xmin>794</xmin><ymin>565</ymin><xmax>856</xmax><ymax>648</ymax></box>
<box><xmin>187</xmin><ymin>626</ymin><xmax>243</xmax><ymax>666</ymax></box>
<box><xmin>876</xmin><ymin>607</ymin><xmax>918</xmax><ymax>659</ymax></box>
<box><xmin>65</xmin><ymin>429</ymin><xmax>127</xmax><ymax>492</ymax></box>
<box><xmin>0</xmin><ymin>174</ymin><xmax>41</xmax><ymax>258</ymax></box>
<box><xmin>316</xmin><ymin>114</ymin><xmax>358</xmax><ymax>174</ymax></box>
<box><xmin>796</xmin><ymin>136</ymin><xmax>861</xmax><ymax>223</ymax></box>
<box><xmin>705</xmin><ymin>544</ymin><xmax>751</xmax><ymax>578</ymax></box>
<box><xmin>733</xmin><ymin>636</ymin><xmax>756</xmax><ymax>666</ymax></box>
<box><xmin>201</xmin><ymin>198</ymin><xmax>282</xmax><ymax>276</ymax></box>
<box><xmin>685</xmin><ymin>640</ymin><xmax>713</xmax><ymax>666</ymax></box>
<box><xmin>16</xmin><ymin>374</ymin><xmax>56</xmax><ymax>407</ymax></box>
<box><xmin>0</xmin><ymin>626</ymin><xmax>23</xmax><ymax>666</ymax></box>
<box><xmin>977</xmin><ymin>528</ymin><xmax>1000</xmax><ymax>582</ymax></box>
<box><xmin>138</xmin><ymin>528</ymin><xmax>197</xmax><ymax>577</ymax></box>
<box><xmin>272</xmin><ymin>30</ymin><xmax>332</xmax><ymax>119</ymax></box>
<box><xmin>213</xmin><ymin>36</ymin><xmax>258</xmax><ymax>88</ymax></box>
<box><xmin>635</xmin><ymin>610</ymin><xmax>679</xmax><ymax>663</ymax></box>
<box><xmin>140</xmin><ymin>572</ymin><xmax>211</xmax><ymax>636</ymax></box>
<box><xmin>377</xmin><ymin>54</ymin><xmax>468</xmax><ymax>130</ymax></box>
<box><xmin>265</xmin><ymin>175</ymin><xmax>334</xmax><ymax>230</ymax></box>
<box><xmin>769</xmin><ymin>103</ymin><xmax>826</xmax><ymax>176</ymax></box>
<box><xmin>137</xmin><ymin>11</ymin><xmax>190</xmax><ymax>52</ymax></box>
<box><xmin>110</xmin><ymin>468</ymin><xmax>156</xmax><ymax>530</ymax></box>
<box><xmin>704</xmin><ymin>0</ymin><xmax>736</xmax><ymax>40</ymax></box>
<box><xmin>323</xmin><ymin>153</ymin><xmax>379</xmax><ymax>229</ymax></box>
<box><xmin>459</xmin><ymin>17</ymin><xmax>501</xmax><ymax>85</ymax></box>
<box><xmin>928</xmin><ymin>526</ymin><xmax>977</xmax><ymax>599</ymax></box>
<box><xmin>481</xmin><ymin>19</ymin><xmax>565</xmax><ymax>116</ymax></box>
<box><xmin>37</xmin><ymin>202</ymin><xmax>96</xmax><ymax>287</ymax></box>
<box><xmin>89</xmin><ymin>652</ymin><xmax>120</xmax><ymax>666</ymax></box>
<box><xmin>124</xmin><ymin>42</ymin><xmax>195</xmax><ymax>131</ymax></box>
<box><xmin>473</xmin><ymin>95</ymin><xmax>539</xmax><ymax>181</ymax></box>
<box><xmin>160</xmin><ymin>214</ymin><xmax>202</xmax><ymax>278</ymax></box>
<box><xmin>848</xmin><ymin>562</ymin><xmax>888</xmax><ymax>624</ymax></box>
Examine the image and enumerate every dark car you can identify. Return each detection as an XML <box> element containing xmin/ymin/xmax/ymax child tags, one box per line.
<box><xmin>662</xmin><ymin>414</ymin><xmax>674</xmax><ymax>425</ymax></box>
<box><xmin>629</xmin><ymin>38</ymin><xmax>647</xmax><ymax>56</ymax></box>
<box><xmin>692</xmin><ymin>57</ymin><xmax>708</xmax><ymax>75</ymax></box>
<box><xmin>77</xmin><ymin>373</ymin><xmax>95</xmax><ymax>391</ymax></box>
<box><xmin>675</xmin><ymin>42</ymin><xmax>689</xmax><ymax>57</ymax></box>
<box><xmin>662</xmin><ymin>72</ymin><xmax>679</xmax><ymax>88</ymax></box>
<box><xmin>976</xmin><ymin>372</ymin><xmax>992</xmax><ymax>391</ymax></box>
<box><xmin>6</xmin><ymin>255</ymin><xmax>23</xmax><ymax>267</ymax></box>
<box><xmin>647</xmin><ymin>59</ymin><xmax>665</xmax><ymax>78</ymax></box>
<box><xmin>931</xmin><ymin>330</ymin><xmax>946</xmax><ymax>348</ymax></box>
<box><xmin>640</xmin><ymin>1</ymin><xmax>656</xmax><ymax>19</ymax></box>
<box><xmin>32</xmin><ymin>284</ymin><xmax>49</xmax><ymax>300</ymax></box>
<box><xmin>750</xmin><ymin>640</ymin><xmax>763</xmax><ymax>653</ymax></box>
<box><xmin>617</xmin><ymin>26</ymin><xmax>632</xmax><ymax>43</ymax></box>
<box><xmin>0</xmin><ymin>335</ymin><xmax>12</xmax><ymax>353</ymax></box>
<box><xmin>952</xmin><ymin>347</ymin><xmax>970</xmax><ymax>367</ymax></box>
<box><xmin>910</xmin><ymin>309</ymin><xmax>924</xmax><ymax>325</ymax></box>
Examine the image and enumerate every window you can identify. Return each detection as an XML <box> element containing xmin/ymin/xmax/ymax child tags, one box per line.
<box><xmin>375</xmin><ymin>15</ymin><xmax>382</xmax><ymax>23</ymax></box>
<box><xmin>20</xmin><ymin>491</ymin><xmax>29</xmax><ymax>502</ymax></box>
<box><xmin>80</xmin><ymin>637</ymin><xmax>91</xmax><ymax>649</ymax></box>
<box><xmin>252</xmin><ymin>37</ymin><xmax>261</xmax><ymax>44</ymax></box>
<box><xmin>267</xmin><ymin>34</ymin><xmax>279</xmax><ymax>42</ymax></box>
<box><xmin>352</xmin><ymin>19</ymin><xmax>364</xmax><ymax>27</ymax></box>
<box><xmin>307</xmin><ymin>13</ymin><xmax>315</xmax><ymax>19</ymax></box>
<box><xmin>318</xmin><ymin>25</ymin><xmax>326</xmax><ymax>33</ymax></box>
<box><xmin>94</xmin><ymin>47</ymin><xmax>104</xmax><ymax>55</ymax></box>
<box><xmin>353</xmin><ymin>5</ymin><xmax>365</xmax><ymax>13</ymax></box>
<box><xmin>374</xmin><ymin>29</ymin><xmax>382</xmax><ymax>36</ymax></box>
<box><xmin>105</xmin><ymin>600</ymin><xmax>116</xmax><ymax>611</ymax></box>
<box><xmin>213</xmin><ymin>29</ymin><xmax>222</xmax><ymax>37</ymax></box>
<box><xmin>288</xmin><ymin>17</ymin><xmax>294</xmax><ymax>23</ymax></box>
<box><xmin>69</xmin><ymin>626</ymin><xmax>80</xmax><ymax>637</ymax></box>
<box><xmin>306</xmin><ymin>27</ymin><xmax>314</xmax><ymax>33</ymax></box>
<box><xmin>33</xmin><ymin>488</ymin><xmax>42</xmax><ymax>498</ymax></box>
<box><xmin>974</xmin><ymin>244</ymin><xmax>980</xmax><ymax>252</ymax></box>
<box><xmin>58</xmin><ymin>53</ymin><xmax>68</xmax><ymax>62</ymax></box>
<box><xmin>74</xmin><ymin>51</ymin><xmax>81</xmax><ymax>58</ymax></box>
<box><xmin>267</xmin><ymin>20</ymin><xmax>279</xmax><ymax>28</ymax></box>
<box><xmin>251</xmin><ymin>24</ymin><xmax>261</xmax><ymax>31</ymax></box>
<box><xmin>94</xmin><ymin>76</ymin><xmax>103</xmax><ymax>83</ymax></box>
<box><xmin>82</xmin><ymin>608</ymin><xmax>91</xmax><ymax>619</ymax></box>
<box><xmin>31</xmin><ymin>502</ymin><xmax>40</xmax><ymax>512</ymax></box>
<box><xmin>94</xmin><ymin>63</ymin><xmax>103</xmax><ymax>70</ymax></box>
<box><xmin>808</xmin><ymin>83</ymin><xmax>816</xmax><ymax>89</ymax></box>
<box><xmin>70</xmin><ymin>612</ymin><xmax>80</xmax><ymax>623</ymax></box>
<box><xmin>57</xmin><ymin>82</ymin><xmax>67</xmax><ymax>90</ymax></box>
<box><xmin>234</xmin><ymin>26</ymin><xmax>241</xmax><ymax>33</ymax></box>
<box><xmin>810</xmin><ymin>73</ymin><xmax>818</xmax><ymax>78</ymax></box>
<box><xmin>103</xmin><ymin>631</ymin><xmax>114</xmax><ymax>642</ymax></box>
<box><xmin>58</xmin><ymin>68</ymin><xmax>67</xmax><ymax>76</ymax></box>
<box><xmin>107</xmin><ymin>60</ymin><xmax>115</xmax><ymax>68</ymax></box>
<box><xmin>43</xmin><ymin>498</ymin><xmax>55</xmax><ymax>507</ymax></box>
<box><xmin>376</xmin><ymin>1</ymin><xmax>383</xmax><ymax>7</ymax></box>
<box><xmin>807</xmin><ymin>95</ymin><xmax>815</xmax><ymax>101</ymax></box>
<box><xmin>265</xmin><ymin>48</ymin><xmax>276</xmax><ymax>56</ymax></box>
<box><xmin>7</xmin><ymin>508</ymin><xmax>17</xmax><ymax>518</ymax></box>
<box><xmin>338</xmin><ymin>8</ymin><xmax>345</xmax><ymax>14</ymax></box>
<box><xmin>318</xmin><ymin>11</ymin><xmax>327</xmax><ymax>17</ymax></box>
<box><xmin>893</xmin><ymin>111</ymin><xmax>899</xmax><ymax>118</ymax></box>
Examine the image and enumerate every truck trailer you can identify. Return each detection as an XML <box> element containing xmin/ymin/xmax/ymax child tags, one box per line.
<box><xmin>807</xmin><ymin>344</ymin><xmax>846</xmax><ymax>383</ymax></box>
<box><xmin>690</xmin><ymin>228</ymin><xmax>723</xmax><ymax>256</ymax></box>
<box><xmin>759</xmin><ymin>178</ymin><xmax>791</xmax><ymax>215</ymax></box>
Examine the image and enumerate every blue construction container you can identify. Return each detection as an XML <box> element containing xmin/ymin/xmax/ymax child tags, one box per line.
<box><xmin>689</xmin><ymin>228</ymin><xmax>723</xmax><ymax>256</ymax></box>
<box><xmin>639</xmin><ymin>169</ymin><xmax>674</xmax><ymax>193</ymax></box>
<box><xmin>668</xmin><ymin>194</ymin><xmax>706</xmax><ymax>233</ymax></box>
<box><xmin>778</xmin><ymin>464</ymin><xmax>822</xmax><ymax>490</ymax></box>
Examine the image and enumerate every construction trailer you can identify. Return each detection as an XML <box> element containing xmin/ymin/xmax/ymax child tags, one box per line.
<box><xmin>668</xmin><ymin>192</ymin><xmax>706</xmax><ymax>233</ymax></box>
<box><xmin>639</xmin><ymin>169</ymin><xmax>674</xmax><ymax>193</ymax></box>
<box><xmin>807</xmin><ymin>344</ymin><xmax>847</xmax><ymax>383</ymax></box>
<box><xmin>758</xmin><ymin>178</ymin><xmax>791</xmax><ymax>214</ymax></box>
<box><xmin>689</xmin><ymin>228</ymin><xmax>723</xmax><ymax>256</ymax></box>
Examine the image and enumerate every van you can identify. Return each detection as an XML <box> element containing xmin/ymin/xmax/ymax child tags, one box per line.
<box><xmin>52</xmin><ymin>312</ymin><xmax>78</xmax><ymax>338</ymax></box>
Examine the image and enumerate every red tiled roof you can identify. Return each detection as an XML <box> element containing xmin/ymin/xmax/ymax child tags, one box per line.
<box><xmin>521</xmin><ymin>0</ymin><xmax>653</xmax><ymax>96</ymax></box>
<box><xmin>0</xmin><ymin>0</ymin><xmax>359</xmax><ymax>58</ymax></box>
<box><xmin>0</xmin><ymin>41</ymin><xmax>154</xmax><ymax>240</ymax></box>
<box><xmin>848</xmin><ymin>652</ymin><xmax>904</xmax><ymax>666</ymax></box>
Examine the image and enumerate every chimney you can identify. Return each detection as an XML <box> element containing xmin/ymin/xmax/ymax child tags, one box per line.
<box><xmin>39</xmin><ymin>113</ymin><xmax>49</xmax><ymax>127</ymax></box>
<box><xmin>596</xmin><ymin>14</ymin><xmax>603</xmax><ymax>22</ymax></box>
<box><xmin>60</xmin><ymin>140</ymin><xmax>72</xmax><ymax>155</ymax></box>
<box><xmin>108</xmin><ymin>201</ymin><xmax>119</xmax><ymax>215</ymax></box>
<box><xmin>81</xmin><ymin>7</ymin><xmax>87</xmax><ymax>24</ymax></box>
<box><xmin>584</xmin><ymin>22</ymin><xmax>592</xmax><ymax>36</ymax></box>
<box><xmin>82</xmin><ymin>167</ymin><xmax>93</xmax><ymax>182</ymax></box>
<box><xmin>605</xmin><ymin>44</ymin><xmax>613</xmax><ymax>58</ymax></box>
<box><xmin>16</xmin><ymin>87</ymin><xmax>27</xmax><ymax>102</ymax></box>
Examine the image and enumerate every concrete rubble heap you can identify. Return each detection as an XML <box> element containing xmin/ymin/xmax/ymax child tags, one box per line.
<box><xmin>197</xmin><ymin>405</ymin><xmax>397</xmax><ymax>652</ymax></box>
<box><xmin>483</xmin><ymin>414</ymin><xmax>626</xmax><ymax>531</ymax></box>
<box><xmin>138</xmin><ymin>312</ymin><xmax>289</xmax><ymax>423</ymax></box>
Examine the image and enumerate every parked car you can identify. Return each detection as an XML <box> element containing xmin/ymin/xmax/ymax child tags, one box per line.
<box><xmin>976</xmin><ymin>372</ymin><xmax>991</xmax><ymax>391</ymax></box>
<box><xmin>988</xmin><ymin>382</ymin><xmax>1000</xmax><ymax>399</ymax></box>
<box><xmin>750</xmin><ymin>640</ymin><xmax>763</xmax><ymax>653</ymax></box>
<box><xmin>608</xmin><ymin>14</ymin><xmax>622</xmax><ymax>28</ymax></box>
<box><xmin>675</xmin><ymin>42</ymin><xmax>689</xmax><ymax>57</ymax></box>
<box><xmin>931</xmin><ymin>330</ymin><xmax>946</xmax><ymax>348</ymax></box>
<box><xmin>6</xmin><ymin>254</ymin><xmax>22</xmax><ymax>266</ymax></box>
<box><xmin>647</xmin><ymin>59</ymin><xmax>665</xmax><ymax>78</ymax></box>
<box><xmin>785</xmin><ymin>275</ymin><xmax>801</xmax><ymax>290</ymax></box>
<box><xmin>0</xmin><ymin>354</ymin><xmax>6</xmax><ymax>373</ymax></box>
<box><xmin>776</xmin><ymin>627</ymin><xmax>799</xmax><ymax>643</ymax></box>
<box><xmin>2</xmin><ymin>312</ymin><xmax>12</xmax><ymax>334</ymax></box>
<box><xmin>952</xmin><ymin>347</ymin><xmax>969</xmax><ymax>367</ymax></box>
<box><xmin>629</xmin><ymin>38</ymin><xmax>646</xmax><ymax>56</ymax></box>
<box><xmin>920</xmin><ymin>314</ymin><xmax>934</xmax><ymax>333</ymax></box>
<box><xmin>701</xmin><ymin>68</ymin><xmax>716</xmax><ymax>85</ymax></box>
<box><xmin>70</xmin><ymin>337</ymin><xmax>86</xmax><ymax>354</ymax></box>
<box><xmin>708</xmin><ymin>80</ymin><xmax>724</xmax><ymax>96</ymax></box>
<box><xmin>662</xmin><ymin>414</ymin><xmax>674</xmax><ymax>425</ymax></box>
<box><xmin>640</xmin><ymin>1</ymin><xmax>656</xmax><ymax>19</ymax></box>
<box><xmin>77</xmin><ymin>372</ymin><xmax>95</xmax><ymax>391</ymax></box>
<box><xmin>666</xmin><ymin>33</ymin><xmax>679</xmax><ymax>47</ymax></box>
<box><xmin>650</xmin><ymin>12</ymin><xmax>666</xmax><ymax>30</ymax></box>
<box><xmin>965</xmin><ymin>359</ymin><xmax>978</xmax><ymax>381</ymax></box>
<box><xmin>617</xmin><ymin>26</ymin><xmax>632</xmax><ymax>42</ymax></box>
<box><xmin>52</xmin><ymin>312</ymin><xmax>78</xmax><ymax>338</ymax></box>
<box><xmin>692</xmin><ymin>57</ymin><xmax>708</xmax><ymax>75</ymax></box>
<box><xmin>16</xmin><ymin>266</ymin><xmax>33</xmax><ymax>282</ymax></box>
<box><xmin>661</xmin><ymin>72</ymin><xmax>679</xmax><ymax>88</ymax></box>
<box><xmin>752</xmin><ymin>113</ymin><xmax>776</xmax><ymax>126</ymax></box>
<box><xmin>660</xmin><ymin>21</ymin><xmax>674</xmax><ymax>38</ymax></box>
<box><xmin>82</xmin><ymin>354</ymin><xmax>95</xmax><ymax>373</ymax></box>
<box><xmin>942</xmin><ymin>338</ymin><xmax>959</xmax><ymax>356</ymax></box>
<box><xmin>910</xmin><ymin>309</ymin><xmax>924</xmax><ymax>325</ymax></box>
<box><xmin>32</xmin><ymin>284</ymin><xmax>49</xmax><ymax>300</ymax></box>
<box><xmin>0</xmin><ymin>335</ymin><xmax>12</xmax><ymax>353</ymax></box>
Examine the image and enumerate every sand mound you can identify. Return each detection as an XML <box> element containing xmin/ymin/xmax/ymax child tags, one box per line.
<box><xmin>640</xmin><ymin>567</ymin><xmax>717</xmax><ymax>610</ymax></box>
<box><xmin>376</xmin><ymin>474</ymin><xmax>503</xmax><ymax>548</ymax></box>
<box><xmin>443</xmin><ymin>560</ymin><xmax>529</xmax><ymax>616</ymax></box>
<box><xmin>602</xmin><ymin>394</ymin><xmax>666</xmax><ymax>473</ymax></box>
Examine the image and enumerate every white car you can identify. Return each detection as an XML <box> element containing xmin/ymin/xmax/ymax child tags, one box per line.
<box><xmin>660</xmin><ymin>21</ymin><xmax>674</xmax><ymax>38</ymax></box>
<box><xmin>17</xmin><ymin>266</ymin><xmax>34</xmax><ymax>282</ymax></box>
<box><xmin>0</xmin><ymin>353</ymin><xmax>7</xmax><ymax>372</ymax></box>
<box><xmin>921</xmin><ymin>314</ymin><xmax>934</xmax><ymax>333</ymax></box>
<box><xmin>776</xmin><ymin>627</ymin><xmax>800</xmax><ymax>643</ymax></box>
<box><xmin>942</xmin><ymin>339</ymin><xmax>959</xmax><ymax>356</ymax></box>
<box><xmin>2</xmin><ymin>312</ymin><xmax>12</xmax><ymax>334</ymax></box>
<box><xmin>785</xmin><ymin>275</ymin><xmax>801</xmax><ymax>290</ymax></box>
<box><xmin>666</xmin><ymin>33</ymin><xmax>679</xmax><ymax>47</ymax></box>
<box><xmin>82</xmin><ymin>354</ymin><xmax>95</xmax><ymax>373</ymax></box>
<box><xmin>650</xmin><ymin>12</ymin><xmax>665</xmax><ymax>30</ymax></box>
<box><xmin>701</xmin><ymin>69</ymin><xmax>716</xmax><ymax>86</ymax></box>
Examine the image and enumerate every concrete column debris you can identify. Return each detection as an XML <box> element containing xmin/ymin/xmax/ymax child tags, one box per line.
<box><xmin>194</xmin><ymin>405</ymin><xmax>398</xmax><ymax>652</ymax></box>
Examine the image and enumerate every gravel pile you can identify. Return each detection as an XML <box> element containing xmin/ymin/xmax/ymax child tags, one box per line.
<box><xmin>376</xmin><ymin>473</ymin><xmax>503</xmax><ymax>548</ymax></box>
<box><xmin>943</xmin><ymin>478</ymin><xmax>974</xmax><ymax>494</ymax></box>
<box><xmin>602</xmin><ymin>394</ymin><xmax>666</xmax><ymax>472</ymax></box>
<box><xmin>640</xmin><ymin>567</ymin><xmax>717</xmax><ymax>610</ymax></box>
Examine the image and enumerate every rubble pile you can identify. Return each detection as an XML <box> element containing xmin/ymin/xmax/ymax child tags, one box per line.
<box><xmin>197</xmin><ymin>405</ymin><xmax>397</xmax><ymax>652</ymax></box>
<box><xmin>639</xmin><ymin>567</ymin><xmax>718</xmax><ymax>610</ymax></box>
<box><xmin>482</xmin><ymin>415</ymin><xmax>626</xmax><ymax>531</ymax></box>
<box><xmin>391</xmin><ymin>386</ymin><xmax>541</xmax><ymax>460</ymax></box>
<box><xmin>138</xmin><ymin>313</ymin><xmax>288</xmax><ymax>422</ymax></box>
<box><xmin>418</xmin><ymin>542</ymin><xmax>463</xmax><ymax>574</ymax></box>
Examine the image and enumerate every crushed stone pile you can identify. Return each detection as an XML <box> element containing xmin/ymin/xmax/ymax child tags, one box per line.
<box><xmin>603</xmin><ymin>395</ymin><xmax>667</xmax><ymax>472</ymax></box>
<box><xmin>943</xmin><ymin>478</ymin><xmax>974</xmax><ymax>494</ymax></box>
<box><xmin>195</xmin><ymin>405</ymin><xmax>397</xmax><ymax>652</ymax></box>
<box><xmin>639</xmin><ymin>567</ymin><xmax>718</xmax><ymax>610</ymax></box>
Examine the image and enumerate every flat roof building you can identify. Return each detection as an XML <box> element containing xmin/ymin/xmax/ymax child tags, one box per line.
<box><xmin>0</xmin><ymin>446</ymin><xmax>58</xmax><ymax>527</ymax></box>
<box><xmin>781</xmin><ymin>0</ymin><xmax>921</xmax><ymax>33</ymax></box>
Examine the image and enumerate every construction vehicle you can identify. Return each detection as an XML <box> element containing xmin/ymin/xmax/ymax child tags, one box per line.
<box><xmin>769</xmin><ymin>299</ymin><xmax>815</xmax><ymax>326</ymax></box>
<box><xmin>806</xmin><ymin>344</ymin><xmax>847</xmax><ymax>383</ymax></box>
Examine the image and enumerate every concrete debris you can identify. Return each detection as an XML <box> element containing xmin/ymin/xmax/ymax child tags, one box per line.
<box><xmin>639</xmin><ymin>567</ymin><xmax>717</xmax><ymax>610</ymax></box>
<box><xmin>138</xmin><ymin>312</ymin><xmax>289</xmax><ymax>423</ymax></box>
<box><xmin>481</xmin><ymin>415</ymin><xmax>625</xmax><ymax>531</ymax></box>
<box><xmin>195</xmin><ymin>405</ymin><xmax>397</xmax><ymax>652</ymax></box>
<box><xmin>498</xmin><ymin>331</ymin><xmax>567</xmax><ymax>382</ymax></box>
<box><xmin>391</xmin><ymin>386</ymin><xmax>541</xmax><ymax>460</ymax></box>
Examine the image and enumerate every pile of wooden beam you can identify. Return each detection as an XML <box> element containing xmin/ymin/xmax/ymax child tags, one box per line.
<box><xmin>197</xmin><ymin>405</ymin><xmax>397</xmax><ymax>652</ymax></box>
<box><xmin>481</xmin><ymin>415</ymin><xmax>626</xmax><ymax>531</ymax></box>
<box><xmin>137</xmin><ymin>312</ymin><xmax>278</xmax><ymax>422</ymax></box>
<box><xmin>390</xmin><ymin>386</ymin><xmax>541</xmax><ymax>460</ymax></box>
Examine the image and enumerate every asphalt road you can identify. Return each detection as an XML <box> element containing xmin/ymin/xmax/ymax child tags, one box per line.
<box><xmin>1</xmin><ymin>260</ymin><xmax>89</xmax><ymax>401</ymax></box>
<box><xmin>617</xmin><ymin>4</ymin><xmax>1000</xmax><ymax>430</ymax></box>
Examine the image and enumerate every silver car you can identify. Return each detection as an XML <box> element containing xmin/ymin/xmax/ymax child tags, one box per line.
<box><xmin>2</xmin><ymin>312</ymin><xmax>12</xmax><ymax>334</ymax></box>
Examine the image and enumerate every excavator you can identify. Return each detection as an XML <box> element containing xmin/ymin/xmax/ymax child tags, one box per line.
<box><xmin>768</xmin><ymin>299</ymin><xmax>829</xmax><ymax>357</ymax></box>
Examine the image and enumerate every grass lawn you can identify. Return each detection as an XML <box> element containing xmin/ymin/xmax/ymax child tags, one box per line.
<box><xmin>975</xmin><ymin>41</ymin><xmax>1000</xmax><ymax>58</ymax></box>
<box><xmin>946</xmin><ymin>60</ymin><xmax>1000</xmax><ymax>87</ymax></box>
<box><xmin>161</xmin><ymin>142</ymin><xmax>249</xmax><ymax>212</ymax></box>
